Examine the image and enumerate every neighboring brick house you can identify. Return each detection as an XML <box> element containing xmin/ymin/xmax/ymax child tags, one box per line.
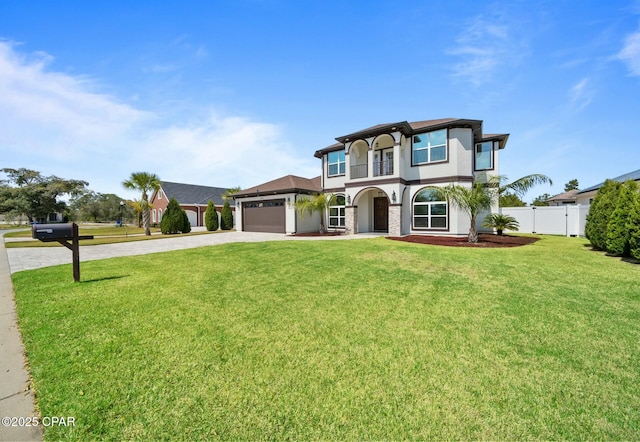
<box><xmin>149</xmin><ymin>181</ymin><xmax>234</xmax><ymax>228</ymax></box>
<box><xmin>314</xmin><ymin>118</ymin><xmax>508</xmax><ymax>236</ymax></box>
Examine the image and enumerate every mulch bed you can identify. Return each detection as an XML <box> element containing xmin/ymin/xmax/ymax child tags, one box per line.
<box><xmin>387</xmin><ymin>234</ymin><xmax>539</xmax><ymax>248</ymax></box>
<box><xmin>291</xmin><ymin>232</ymin><xmax>344</xmax><ymax>237</ymax></box>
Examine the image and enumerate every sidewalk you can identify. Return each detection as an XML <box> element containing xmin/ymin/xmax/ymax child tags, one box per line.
<box><xmin>0</xmin><ymin>234</ymin><xmax>42</xmax><ymax>441</ymax></box>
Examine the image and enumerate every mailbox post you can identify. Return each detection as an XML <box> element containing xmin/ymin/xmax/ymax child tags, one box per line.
<box><xmin>32</xmin><ymin>223</ymin><xmax>94</xmax><ymax>282</ymax></box>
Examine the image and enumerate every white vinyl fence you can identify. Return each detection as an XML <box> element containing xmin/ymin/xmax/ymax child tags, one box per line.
<box><xmin>499</xmin><ymin>205</ymin><xmax>590</xmax><ymax>237</ymax></box>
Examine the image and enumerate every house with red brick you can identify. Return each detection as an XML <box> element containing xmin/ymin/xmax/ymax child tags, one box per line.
<box><xmin>149</xmin><ymin>181</ymin><xmax>234</xmax><ymax>228</ymax></box>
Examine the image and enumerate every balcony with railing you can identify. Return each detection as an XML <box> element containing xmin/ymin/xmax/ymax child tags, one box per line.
<box><xmin>350</xmin><ymin>163</ymin><xmax>368</xmax><ymax>179</ymax></box>
<box><xmin>373</xmin><ymin>160</ymin><xmax>394</xmax><ymax>177</ymax></box>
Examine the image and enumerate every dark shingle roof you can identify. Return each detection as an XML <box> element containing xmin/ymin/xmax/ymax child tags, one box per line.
<box><xmin>577</xmin><ymin>169</ymin><xmax>640</xmax><ymax>194</ymax></box>
<box><xmin>314</xmin><ymin>118</ymin><xmax>508</xmax><ymax>158</ymax></box>
<box><xmin>160</xmin><ymin>181</ymin><xmax>229</xmax><ymax>206</ymax></box>
<box><xmin>232</xmin><ymin>175</ymin><xmax>321</xmax><ymax>197</ymax></box>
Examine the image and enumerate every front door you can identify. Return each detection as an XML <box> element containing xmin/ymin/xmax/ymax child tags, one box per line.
<box><xmin>373</xmin><ymin>197</ymin><xmax>389</xmax><ymax>231</ymax></box>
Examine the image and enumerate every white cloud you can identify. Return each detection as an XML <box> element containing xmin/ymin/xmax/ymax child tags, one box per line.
<box><xmin>447</xmin><ymin>13</ymin><xmax>527</xmax><ymax>86</ymax></box>
<box><xmin>569</xmin><ymin>78</ymin><xmax>592</xmax><ymax>111</ymax></box>
<box><xmin>0</xmin><ymin>41</ymin><xmax>318</xmax><ymax>195</ymax></box>
<box><xmin>617</xmin><ymin>28</ymin><xmax>640</xmax><ymax>76</ymax></box>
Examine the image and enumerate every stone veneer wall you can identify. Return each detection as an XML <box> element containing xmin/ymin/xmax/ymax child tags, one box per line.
<box><xmin>388</xmin><ymin>205</ymin><xmax>401</xmax><ymax>237</ymax></box>
<box><xmin>345</xmin><ymin>206</ymin><xmax>357</xmax><ymax>235</ymax></box>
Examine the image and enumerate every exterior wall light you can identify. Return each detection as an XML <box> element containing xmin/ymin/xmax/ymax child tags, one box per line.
<box><xmin>392</xmin><ymin>191</ymin><xmax>397</xmax><ymax>203</ymax></box>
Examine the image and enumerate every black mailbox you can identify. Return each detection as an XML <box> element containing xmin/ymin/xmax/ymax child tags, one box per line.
<box><xmin>32</xmin><ymin>223</ymin><xmax>75</xmax><ymax>241</ymax></box>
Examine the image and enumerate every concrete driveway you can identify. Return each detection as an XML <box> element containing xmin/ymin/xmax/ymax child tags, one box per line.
<box><xmin>5</xmin><ymin>230</ymin><xmax>382</xmax><ymax>273</ymax></box>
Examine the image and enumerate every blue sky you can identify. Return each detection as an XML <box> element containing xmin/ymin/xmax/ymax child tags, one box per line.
<box><xmin>1</xmin><ymin>0</ymin><xmax>639</xmax><ymax>202</ymax></box>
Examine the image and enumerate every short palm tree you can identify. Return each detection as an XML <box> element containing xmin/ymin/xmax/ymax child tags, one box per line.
<box><xmin>482</xmin><ymin>213</ymin><xmax>520</xmax><ymax>235</ymax></box>
<box><xmin>293</xmin><ymin>193</ymin><xmax>337</xmax><ymax>234</ymax></box>
<box><xmin>122</xmin><ymin>172</ymin><xmax>161</xmax><ymax>236</ymax></box>
<box><xmin>432</xmin><ymin>182</ymin><xmax>497</xmax><ymax>243</ymax></box>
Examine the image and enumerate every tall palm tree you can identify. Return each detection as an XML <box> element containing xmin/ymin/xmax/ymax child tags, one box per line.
<box><xmin>122</xmin><ymin>172</ymin><xmax>161</xmax><ymax>236</ymax></box>
<box><xmin>433</xmin><ymin>182</ymin><xmax>497</xmax><ymax>243</ymax></box>
<box><xmin>293</xmin><ymin>193</ymin><xmax>337</xmax><ymax>234</ymax></box>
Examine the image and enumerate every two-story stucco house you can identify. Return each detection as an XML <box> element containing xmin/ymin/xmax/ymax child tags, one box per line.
<box><xmin>314</xmin><ymin>118</ymin><xmax>509</xmax><ymax>237</ymax></box>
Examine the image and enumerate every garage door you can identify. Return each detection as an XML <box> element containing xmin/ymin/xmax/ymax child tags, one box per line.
<box><xmin>243</xmin><ymin>200</ymin><xmax>285</xmax><ymax>233</ymax></box>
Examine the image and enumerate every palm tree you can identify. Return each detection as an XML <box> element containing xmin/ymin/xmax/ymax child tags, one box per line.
<box><xmin>499</xmin><ymin>174</ymin><xmax>553</xmax><ymax>200</ymax></box>
<box><xmin>293</xmin><ymin>193</ymin><xmax>337</xmax><ymax>234</ymax></box>
<box><xmin>482</xmin><ymin>213</ymin><xmax>520</xmax><ymax>235</ymax></box>
<box><xmin>122</xmin><ymin>172</ymin><xmax>161</xmax><ymax>236</ymax></box>
<box><xmin>432</xmin><ymin>182</ymin><xmax>497</xmax><ymax>243</ymax></box>
<box><xmin>126</xmin><ymin>199</ymin><xmax>152</xmax><ymax>228</ymax></box>
<box><xmin>434</xmin><ymin>173</ymin><xmax>550</xmax><ymax>242</ymax></box>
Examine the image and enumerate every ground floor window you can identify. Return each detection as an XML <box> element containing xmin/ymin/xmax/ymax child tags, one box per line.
<box><xmin>413</xmin><ymin>188</ymin><xmax>447</xmax><ymax>229</ymax></box>
<box><xmin>328</xmin><ymin>195</ymin><xmax>346</xmax><ymax>227</ymax></box>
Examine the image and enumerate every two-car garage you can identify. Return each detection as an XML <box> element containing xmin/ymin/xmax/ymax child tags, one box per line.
<box><xmin>232</xmin><ymin>174</ymin><xmax>322</xmax><ymax>235</ymax></box>
<box><xmin>241</xmin><ymin>199</ymin><xmax>286</xmax><ymax>233</ymax></box>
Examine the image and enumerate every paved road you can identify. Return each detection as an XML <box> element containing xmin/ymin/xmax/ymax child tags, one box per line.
<box><xmin>6</xmin><ymin>229</ymin><xmax>382</xmax><ymax>273</ymax></box>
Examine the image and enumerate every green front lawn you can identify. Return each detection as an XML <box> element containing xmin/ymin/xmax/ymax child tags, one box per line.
<box><xmin>12</xmin><ymin>236</ymin><xmax>640</xmax><ymax>440</ymax></box>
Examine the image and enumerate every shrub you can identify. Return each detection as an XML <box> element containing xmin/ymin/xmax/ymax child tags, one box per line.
<box><xmin>627</xmin><ymin>191</ymin><xmax>640</xmax><ymax>260</ymax></box>
<box><xmin>482</xmin><ymin>213</ymin><xmax>519</xmax><ymax>235</ymax></box>
<box><xmin>204</xmin><ymin>200</ymin><xmax>218</xmax><ymax>231</ymax></box>
<box><xmin>585</xmin><ymin>180</ymin><xmax>622</xmax><ymax>250</ymax></box>
<box><xmin>220</xmin><ymin>200</ymin><xmax>233</xmax><ymax>230</ymax></box>
<box><xmin>181</xmin><ymin>210</ymin><xmax>191</xmax><ymax>233</ymax></box>
<box><xmin>160</xmin><ymin>198</ymin><xmax>187</xmax><ymax>234</ymax></box>
<box><xmin>606</xmin><ymin>180</ymin><xmax>638</xmax><ymax>256</ymax></box>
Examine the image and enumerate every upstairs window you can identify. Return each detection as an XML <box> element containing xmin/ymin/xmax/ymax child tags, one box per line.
<box><xmin>475</xmin><ymin>141</ymin><xmax>494</xmax><ymax>170</ymax></box>
<box><xmin>328</xmin><ymin>151</ymin><xmax>346</xmax><ymax>176</ymax></box>
<box><xmin>412</xmin><ymin>129</ymin><xmax>447</xmax><ymax>165</ymax></box>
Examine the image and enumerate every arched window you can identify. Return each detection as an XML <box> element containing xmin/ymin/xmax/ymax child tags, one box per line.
<box><xmin>413</xmin><ymin>188</ymin><xmax>447</xmax><ymax>229</ymax></box>
<box><xmin>158</xmin><ymin>209</ymin><xmax>162</xmax><ymax>221</ymax></box>
<box><xmin>152</xmin><ymin>209</ymin><xmax>157</xmax><ymax>223</ymax></box>
<box><xmin>328</xmin><ymin>195</ymin><xmax>346</xmax><ymax>228</ymax></box>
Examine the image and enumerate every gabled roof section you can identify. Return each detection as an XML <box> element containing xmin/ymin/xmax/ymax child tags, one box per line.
<box><xmin>577</xmin><ymin>168</ymin><xmax>640</xmax><ymax>194</ymax></box>
<box><xmin>546</xmin><ymin>189</ymin><xmax>579</xmax><ymax>202</ymax></box>
<box><xmin>315</xmin><ymin>118</ymin><xmax>508</xmax><ymax>158</ymax></box>
<box><xmin>232</xmin><ymin>175</ymin><xmax>322</xmax><ymax>198</ymax></box>
<box><xmin>159</xmin><ymin>181</ymin><xmax>229</xmax><ymax>205</ymax></box>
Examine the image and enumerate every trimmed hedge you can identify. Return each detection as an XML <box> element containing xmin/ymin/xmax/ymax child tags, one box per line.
<box><xmin>220</xmin><ymin>200</ymin><xmax>233</xmax><ymax>230</ymax></box>
<box><xmin>205</xmin><ymin>200</ymin><xmax>218</xmax><ymax>231</ymax></box>
<box><xmin>160</xmin><ymin>197</ymin><xmax>190</xmax><ymax>234</ymax></box>
<box><xmin>585</xmin><ymin>180</ymin><xmax>621</xmax><ymax>250</ymax></box>
<box><xmin>606</xmin><ymin>180</ymin><xmax>638</xmax><ymax>256</ymax></box>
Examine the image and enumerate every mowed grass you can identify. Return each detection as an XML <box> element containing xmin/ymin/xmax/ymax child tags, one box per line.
<box><xmin>12</xmin><ymin>236</ymin><xmax>640</xmax><ymax>440</ymax></box>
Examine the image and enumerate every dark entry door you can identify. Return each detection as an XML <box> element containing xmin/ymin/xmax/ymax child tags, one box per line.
<box><xmin>373</xmin><ymin>197</ymin><xmax>388</xmax><ymax>231</ymax></box>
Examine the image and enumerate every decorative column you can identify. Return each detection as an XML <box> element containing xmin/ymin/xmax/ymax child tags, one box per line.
<box><xmin>345</xmin><ymin>206</ymin><xmax>357</xmax><ymax>235</ymax></box>
<box><xmin>388</xmin><ymin>204</ymin><xmax>401</xmax><ymax>237</ymax></box>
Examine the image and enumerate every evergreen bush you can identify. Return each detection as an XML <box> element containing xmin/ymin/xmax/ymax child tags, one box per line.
<box><xmin>605</xmin><ymin>180</ymin><xmax>638</xmax><ymax>256</ymax></box>
<box><xmin>160</xmin><ymin>197</ymin><xmax>187</xmax><ymax>234</ymax></box>
<box><xmin>627</xmin><ymin>191</ymin><xmax>640</xmax><ymax>260</ymax></box>
<box><xmin>181</xmin><ymin>210</ymin><xmax>191</xmax><ymax>233</ymax></box>
<box><xmin>220</xmin><ymin>200</ymin><xmax>233</xmax><ymax>230</ymax></box>
<box><xmin>585</xmin><ymin>180</ymin><xmax>621</xmax><ymax>250</ymax></box>
<box><xmin>204</xmin><ymin>200</ymin><xmax>218</xmax><ymax>231</ymax></box>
